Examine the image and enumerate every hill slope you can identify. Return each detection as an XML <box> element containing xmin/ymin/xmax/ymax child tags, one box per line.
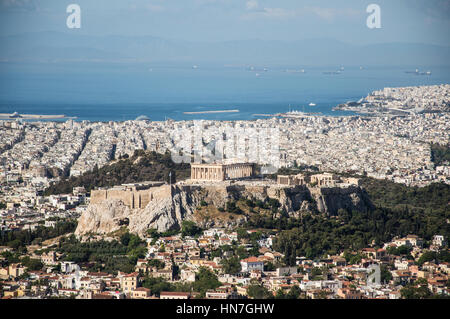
<box><xmin>44</xmin><ymin>150</ymin><xmax>190</xmax><ymax>195</ymax></box>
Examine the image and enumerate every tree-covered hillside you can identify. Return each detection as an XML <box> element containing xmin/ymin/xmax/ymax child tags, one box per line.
<box><xmin>431</xmin><ymin>143</ymin><xmax>450</xmax><ymax>167</ymax></box>
<box><xmin>360</xmin><ymin>178</ymin><xmax>450</xmax><ymax>211</ymax></box>
<box><xmin>268</xmin><ymin>177</ymin><xmax>450</xmax><ymax>263</ymax></box>
<box><xmin>44</xmin><ymin>150</ymin><xmax>190</xmax><ymax>195</ymax></box>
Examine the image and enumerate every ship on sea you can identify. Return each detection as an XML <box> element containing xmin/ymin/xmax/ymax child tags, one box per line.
<box><xmin>285</xmin><ymin>69</ymin><xmax>306</xmax><ymax>73</ymax></box>
<box><xmin>405</xmin><ymin>69</ymin><xmax>431</xmax><ymax>75</ymax></box>
<box><xmin>309</xmin><ymin>103</ymin><xmax>316</xmax><ymax>107</ymax></box>
<box><xmin>323</xmin><ymin>71</ymin><xmax>341</xmax><ymax>75</ymax></box>
<box><xmin>248</xmin><ymin>66</ymin><xmax>269</xmax><ymax>72</ymax></box>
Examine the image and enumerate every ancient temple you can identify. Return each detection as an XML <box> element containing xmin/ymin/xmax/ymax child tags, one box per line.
<box><xmin>190</xmin><ymin>163</ymin><xmax>255</xmax><ymax>181</ymax></box>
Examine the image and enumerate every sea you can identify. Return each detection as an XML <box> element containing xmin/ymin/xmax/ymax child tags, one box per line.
<box><xmin>0</xmin><ymin>62</ymin><xmax>449</xmax><ymax>122</ymax></box>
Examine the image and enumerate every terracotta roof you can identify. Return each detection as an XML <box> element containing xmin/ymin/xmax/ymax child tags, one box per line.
<box><xmin>87</xmin><ymin>272</ymin><xmax>110</xmax><ymax>277</ymax></box>
<box><xmin>161</xmin><ymin>237</ymin><xmax>176</xmax><ymax>240</ymax></box>
<box><xmin>124</xmin><ymin>272</ymin><xmax>139</xmax><ymax>277</ymax></box>
<box><xmin>241</xmin><ymin>257</ymin><xmax>263</xmax><ymax>263</ymax></box>
<box><xmin>93</xmin><ymin>293</ymin><xmax>114</xmax><ymax>300</ymax></box>
<box><xmin>160</xmin><ymin>291</ymin><xmax>190</xmax><ymax>296</ymax></box>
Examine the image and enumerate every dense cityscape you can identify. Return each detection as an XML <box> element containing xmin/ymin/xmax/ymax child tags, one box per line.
<box><xmin>0</xmin><ymin>84</ymin><xmax>449</xmax><ymax>300</ymax></box>
<box><xmin>335</xmin><ymin>84</ymin><xmax>450</xmax><ymax>115</ymax></box>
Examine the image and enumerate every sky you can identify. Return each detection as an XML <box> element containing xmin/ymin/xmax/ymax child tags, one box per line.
<box><xmin>0</xmin><ymin>0</ymin><xmax>449</xmax><ymax>45</ymax></box>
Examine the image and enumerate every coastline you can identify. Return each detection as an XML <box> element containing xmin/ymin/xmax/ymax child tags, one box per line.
<box><xmin>1</xmin><ymin>83</ymin><xmax>447</xmax><ymax>122</ymax></box>
<box><xmin>0</xmin><ymin>113</ymin><xmax>75</xmax><ymax>120</ymax></box>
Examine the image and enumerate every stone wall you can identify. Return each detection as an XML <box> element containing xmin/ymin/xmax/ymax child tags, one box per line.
<box><xmin>90</xmin><ymin>185</ymin><xmax>173</xmax><ymax>209</ymax></box>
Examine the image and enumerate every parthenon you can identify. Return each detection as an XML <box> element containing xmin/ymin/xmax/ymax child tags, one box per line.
<box><xmin>191</xmin><ymin>163</ymin><xmax>255</xmax><ymax>181</ymax></box>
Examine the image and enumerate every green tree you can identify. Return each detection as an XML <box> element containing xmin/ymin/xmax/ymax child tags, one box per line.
<box><xmin>120</xmin><ymin>232</ymin><xmax>131</xmax><ymax>246</ymax></box>
<box><xmin>247</xmin><ymin>282</ymin><xmax>272</xmax><ymax>299</ymax></box>
<box><xmin>286</xmin><ymin>285</ymin><xmax>302</xmax><ymax>299</ymax></box>
<box><xmin>20</xmin><ymin>256</ymin><xmax>44</xmax><ymax>271</ymax></box>
<box><xmin>146</xmin><ymin>228</ymin><xmax>159</xmax><ymax>239</ymax></box>
<box><xmin>418</xmin><ymin>251</ymin><xmax>436</xmax><ymax>266</ymax></box>
<box><xmin>192</xmin><ymin>267</ymin><xmax>221</xmax><ymax>297</ymax></box>
<box><xmin>237</xmin><ymin>228</ymin><xmax>249</xmax><ymax>241</ymax></box>
<box><xmin>264</xmin><ymin>262</ymin><xmax>275</xmax><ymax>272</ymax></box>
<box><xmin>275</xmin><ymin>289</ymin><xmax>286</xmax><ymax>299</ymax></box>
<box><xmin>235</xmin><ymin>246</ymin><xmax>249</xmax><ymax>259</ymax></box>
<box><xmin>181</xmin><ymin>221</ymin><xmax>202</xmax><ymax>237</ymax></box>
<box><xmin>380</xmin><ymin>264</ymin><xmax>393</xmax><ymax>284</ymax></box>
<box><xmin>221</xmin><ymin>257</ymin><xmax>241</xmax><ymax>275</ymax></box>
<box><xmin>401</xmin><ymin>285</ymin><xmax>432</xmax><ymax>299</ymax></box>
<box><xmin>142</xmin><ymin>277</ymin><xmax>174</xmax><ymax>297</ymax></box>
<box><xmin>127</xmin><ymin>234</ymin><xmax>144</xmax><ymax>250</ymax></box>
<box><xmin>147</xmin><ymin>259</ymin><xmax>165</xmax><ymax>269</ymax></box>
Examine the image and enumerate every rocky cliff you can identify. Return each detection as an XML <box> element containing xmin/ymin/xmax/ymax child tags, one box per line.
<box><xmin>75</xmin><ymin>183</ymin><xmax>373</xmax><ymax>238</ymax></box>
<box><xmin>75</xmin><ymin>186</ymin><xmax>200</xmax><ymax>238</ymax></box>
<box><xmin>310</xmin><ymin>186</ymin><xmax>374</xmax><ymax>216</ymax></box>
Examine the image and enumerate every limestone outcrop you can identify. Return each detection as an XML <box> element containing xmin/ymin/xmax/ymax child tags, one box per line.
<box><xmin>76</xmin><ymin>186</ymin><xmax>200</xmax><ymax>238</ymax></box>
<box><xmin>310</xmin><ymin>186</ymin><xmax>374</xmax><ymax>216</ymax></box>
<box><xmin>75</xmin><ymin>183</ymin><xmax>373</xmax><ymax>238</ymax></box>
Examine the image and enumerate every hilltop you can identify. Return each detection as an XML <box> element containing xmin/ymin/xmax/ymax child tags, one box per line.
<box><xmin>44</xmin><ymin>150</ymin><xmax>190</xmax><ymax>195</ymax></box>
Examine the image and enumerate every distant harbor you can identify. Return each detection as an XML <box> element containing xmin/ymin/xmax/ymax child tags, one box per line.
<box><xmin>333</xmin><ymin>84</ymin><xmax>449</xmax><ymax>116</ymax></box>
<box><xmin>253</xmin><ymin>111</ymin><xmax>323</xmax><ymax>118</ymax></box>
<box><xmin>183</xmin><ymin>109</ymin><xmax>239</xmax><ymax>115</ymax></box>
<box><xmin>0</xmin><ymin>112</ymin><xmax>75</xmax><ymax>120</ymax></box>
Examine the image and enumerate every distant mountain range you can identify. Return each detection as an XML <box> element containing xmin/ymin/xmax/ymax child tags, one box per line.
<box><xmin>0</xmin><ymin>31</ymin><xmax>449</xmax><ymax>66</ymax></box>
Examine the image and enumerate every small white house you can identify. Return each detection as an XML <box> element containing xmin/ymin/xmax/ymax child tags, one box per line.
<box><xmin>240</xmin><ymin>257</ymin><xmax>264</xmax><ymax>272</ymax></box>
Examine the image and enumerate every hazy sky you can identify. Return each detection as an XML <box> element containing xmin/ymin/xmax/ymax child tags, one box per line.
<box><xmin>0</xmin><ymin>0</ymin><xmax>449</xmax><ymax>45</ymax></box>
